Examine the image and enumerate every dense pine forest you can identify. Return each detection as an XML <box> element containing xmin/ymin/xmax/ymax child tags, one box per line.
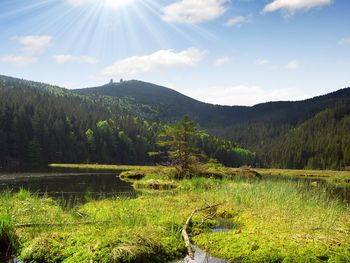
<box><xmin>268</xmin><ymin>101</ymin><xmax>350</xmax><ymax>170</ymax></box>
<box><xmin>1</xmin><ymin>74</ymin><xmax>349</xmax><ymax>170</ymax></box>
<box><xmin>0</xmin><ymin>75</ymin><xmax>255</xmax><ymax>169</ymax></box>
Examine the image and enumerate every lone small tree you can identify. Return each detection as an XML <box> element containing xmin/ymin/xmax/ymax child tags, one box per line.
<box><xmin>157</xmin><ymin>116</ymin><xmax>199</xmax><ymax>178</ymax></box>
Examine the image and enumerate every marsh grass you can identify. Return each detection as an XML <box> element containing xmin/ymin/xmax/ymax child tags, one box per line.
<box><xmin>256</xmin><ymin>168</ymin><xmax>350</xmax><ymax>186</ymax></box>
<box><xmin>1</xmin><ymin>167</ymin><xmax>349</xmax><ymax>262</ymax></box>
<box><xmin>0</xmin><ymin>212</ymin><xmax>17</xmax><ymax>261</ymax></box>
<box><xmin>191</xmin><ymin>179</ymin><xmax>350</xmax><ymax>262</ymax></box>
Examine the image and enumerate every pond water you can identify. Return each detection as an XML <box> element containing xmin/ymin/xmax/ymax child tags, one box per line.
<box><xmin>172</xmin><ymin>247</ymin><xmax>228</xmax><ymax>263</ymax></box>
<box><xmin>0</xmin><ymin>172</ymin><xmax>135</xmax><ymax>203</ymax></box>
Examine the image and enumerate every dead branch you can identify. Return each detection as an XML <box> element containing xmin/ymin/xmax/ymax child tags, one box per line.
<box><xmin>182</xmin><ymin>203</ymin><xmax>222</xmax><ymax>260</ymax></box>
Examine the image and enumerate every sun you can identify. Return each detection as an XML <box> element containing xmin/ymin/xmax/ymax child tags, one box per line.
<box><xmin>101</xmin><ymin>0</ymin><xmax>135</xmax><ymax>9</ymax></box>
<box><xmin>103</xmin><ymin>0</ymin><xmax>135</xmax><ymax>9</ymax></box>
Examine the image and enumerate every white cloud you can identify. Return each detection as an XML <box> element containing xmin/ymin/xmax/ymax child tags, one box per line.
<box><xmin>214</xmin><ymin>56</ymin><xmax>231</xmax><ymax>67</ymax></box>
<box><xmin>53</xmin><ymin>55</ymin><xmax>98</xmax><ymax>64</ymax></box>
<box><xmin>102</xmin><ymin>48</ymin><xmax>206</xmax><ymax>76</ymax></box>
<box><xmin>262</xmin><ymin>0</ymin><xmax>332</xmax><ymax>15</ymax></box>
<box><xmin>255</xmin><ymin>58</ymin><xmax>269</xmax><ymax>65</ymax></box>
<box><xmin>66</xmin><ymin>0</ymin><xmax>134</xmax><ymax>9</ymax></box>
<box><xmin>12</xmin><ymin>35</ymin><xmax>53</xmax><ymax>55</ymax></box>
<box><xmin>225</xmin><ymin>15</ymin><xmax>250</xmax><ymax>27</ymax></box>
<box><xmin>187</xmin><ymin>85</ymin><xmax>309</xmax><ymax>106</ymax></box>
<box><xmin>0</xmin><ymin>56</ymin><xmax>38</xmax><ymax>67</ymax></box>
<box><xmin>338</xmin><ymin>37</ymin><xmax>350</xmax><ymax>45</ymax></box>
<box><xmin>162</xmin><ymin>0</ymin><xmax>227</xmax><ymax>24</ymax></box>
<box><xmin>286</xmin><ymin>59</ymin><xmax>300</xmax><ymax>70</ymax></box>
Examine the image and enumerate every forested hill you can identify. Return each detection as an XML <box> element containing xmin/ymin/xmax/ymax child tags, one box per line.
<box><xmin>76</xmin><ymin>80</ymin><xmax>350</xmax><ymax>168</ymax></box>
<box><xmin>0</xmin><ymin>75</ymin><xmax>255</xmax><ymax>169</ymax></box>
<box><xmin>1</xmin><ymin>74</ymin><xmax>349</xmax><ymax>169</ymax></box>
<box><xmin>76</xmin><ymin>80</ymin><xmax>246</xmax><ymax>125</ymax></box>
<box><xmin>77</xmin><ymin>80</ymin><xmax>350</xmax><ymax>127</ymax></box>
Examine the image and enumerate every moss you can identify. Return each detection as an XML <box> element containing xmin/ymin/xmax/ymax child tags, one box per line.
<box><xmin>120</xmin><ymin>170</ymin><xmax>146</xmax><ymax>181</ymax></box>
<box><xmin>133</xmin><ymin>179</ymin><xmax>177</xmax><ymax>190</ymax></box>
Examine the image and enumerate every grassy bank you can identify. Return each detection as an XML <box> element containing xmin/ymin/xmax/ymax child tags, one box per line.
<box><xmin>1</xmin><ymin>165</ymin><xmax>349</xmax><ymax>262</ymax></box>
<box><xmin>254</xmin><ymin>168</ymin><xmax>350</xmax><ymax>186</ymax></box>
<box><xmin>49</xmin><ymin>163</ymin><xmax>350</xmax><ymax>185</ymax></box>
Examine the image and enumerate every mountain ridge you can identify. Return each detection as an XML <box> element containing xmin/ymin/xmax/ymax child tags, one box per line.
<box><xmin>1</xmin><ymin>74</ymin><xmax>349</xmax><ymax>169</ymax></box>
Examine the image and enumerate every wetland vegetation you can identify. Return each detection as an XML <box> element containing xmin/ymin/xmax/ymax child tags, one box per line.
<box><xmin>0</xmin><ymin>164</ymin><xmax>349</xmax><ymax>262</ymax></box>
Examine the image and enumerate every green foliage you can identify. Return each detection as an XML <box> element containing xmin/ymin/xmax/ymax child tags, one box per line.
<box><xmin>158</xmin><ymin>116</ymin><xmax>199</xmax><ymax>178</ymax></box>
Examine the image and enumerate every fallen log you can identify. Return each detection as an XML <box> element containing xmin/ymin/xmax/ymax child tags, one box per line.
<box><xmin>182</xmin><ymin>203</ymin><xmax>222</xmax><ymax>260</ymax></box>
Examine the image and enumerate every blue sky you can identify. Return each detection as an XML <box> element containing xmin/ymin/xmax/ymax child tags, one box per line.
<box><xmin>0</xmin><ymin>0</ymin><xmax>349</xmax><ymax>105</ymax></box>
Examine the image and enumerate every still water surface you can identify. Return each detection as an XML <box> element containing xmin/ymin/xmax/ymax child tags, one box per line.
<box><xmin>0</xmin><ymin>172</ymin><xmax>135</xmax><ymax>203</ymax></box>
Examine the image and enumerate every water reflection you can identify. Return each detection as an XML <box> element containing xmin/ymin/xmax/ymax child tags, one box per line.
<box><xmin>172</xmin><ymin>247</ymin><xmax>227</xmax><ymax>263</ymax></box>
<box><xmin>0</xmin><ymin>173</ymin><xmax>135</xmax><ymax>203</ymax></box>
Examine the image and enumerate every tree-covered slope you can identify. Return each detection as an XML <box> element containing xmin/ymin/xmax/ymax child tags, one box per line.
<box><xmin>76</xmin><ymin>80</ymin><xmax>245</xmax><ymax>125</ymax></box>
<box><xmin>0</xmin><ymin>75</ymin><xmax>254</xmax><ymax>169</ymax></box>
<box><xmin>268</xmin><ymin>101</ymin><xmax>350</xmax><ymax>169</ymax></box>
<box><xmin>76</xmin><ymin>80</ymin><xmax>350</xmax><ymax>165</ymax></box>
<box><xmin>1</xmin><ymin>74</ymin><xmax>349</xmax><ymax>169</ymax></box>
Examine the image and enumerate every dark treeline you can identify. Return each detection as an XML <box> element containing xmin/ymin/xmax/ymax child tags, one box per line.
<box><xmin>0</xmin><ymin>76</ymin><xmax>255</xmax><ymax>169</ymax></box>
<box><xmin>267</xmin><ymin>101</ymin><xmax>350</xmax><ymax>170</ymax></box>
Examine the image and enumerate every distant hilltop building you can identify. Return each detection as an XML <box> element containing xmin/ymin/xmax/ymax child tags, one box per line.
<box><xmin>109</xmin><ymin>78</ymin><xmax>124</xmax><ymax>85</ymax></box>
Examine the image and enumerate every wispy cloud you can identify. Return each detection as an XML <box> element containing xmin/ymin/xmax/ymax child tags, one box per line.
<box><xmin>286</xmin><ymin>59</ymin><xmax>300</xmax><ymax>70</ymax></box>
<box><xmin>53</xmin><ymin>55</ymin><xmax>98</xmax><ymax>64</ymax></box>
<box><xmin>214</xmin><ymin>56</ymin><xmax>231</xmax><ymax>67</ymax></box>
<box><xmin>338</xmin><ymin>37</ymin><xmax>350</xmax><ymax>45</ymax></box>
<box><xmin>0</xmin><ymin>56</ymin><xmax>38</xmax><ymax>67</ymax></box>
<box><xmin>262</xmin><ymin>0</ymin><xmax>332</xmax><ymax>15</ymax></box>
<box><xmin>102</xmin><ymin>48</ymin><xmax>206</xmax><ymax>77</ymax></box>
<box><xmin>162</xmin><ymin>0</ymin><xmax>227</xmax><ymax>24</ymax></box>
<box><xmin>255</xmin><ymin>58</ymin><xmax>269</xmax><ymax>66</ymax></box>
<box><xmin>225</xmin><ymin>15</ymin><xmax>251</xmax><ymax>27</ymax></box>
<box><xmin>1</xmin><ymin>35</ymin><xmax>53</xmax><ymax>67</ymax></box>
<box><xmin>12</xmin><ymin>35</ymin><xmax>53</xmax><ymax>55</ymax></box>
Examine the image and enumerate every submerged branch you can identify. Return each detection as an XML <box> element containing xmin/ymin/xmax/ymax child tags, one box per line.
<box><xmin>182</xmin><ymin>203</ymin><xmax>222</xmax><ymax>260</ymax></box>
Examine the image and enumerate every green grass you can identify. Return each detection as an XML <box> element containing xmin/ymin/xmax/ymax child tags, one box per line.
<box><xmin>255</xmin><ymin>168</ymin><xmax>350</xmax><ymax>186</ymax></box>
<box><xmin>1</xmin><ymin>165</ymin><xmax>349</xmax><ymax>262</ymax></box>
<box><xmin>0</xmin><ymin>212</ymin><xmax>17</xmax><ymax>260</ymax></box>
